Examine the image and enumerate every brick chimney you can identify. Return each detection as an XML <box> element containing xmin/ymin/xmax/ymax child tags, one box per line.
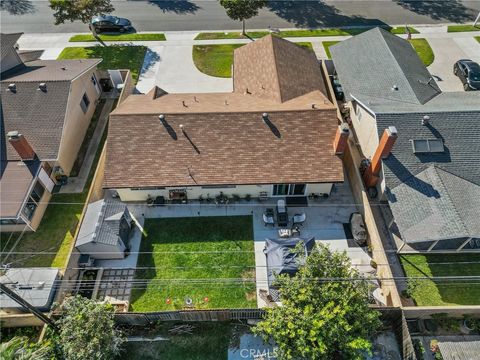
<box><xmin>333</xmin><ymin>124</ymin><xmax>350</xmax><ymax>155</ymax></box>
<box><xmin>7</xmin><ymin>131</ymin><xmax>36</xmax><ymax>161</ymax></box>
<box><xmin>363</xmin><ymin>126</ymin><xmax>398</xmax><ymax>188</ymax></box>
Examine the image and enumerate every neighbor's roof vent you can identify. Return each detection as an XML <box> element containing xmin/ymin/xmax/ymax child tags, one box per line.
<box><xmin>262</xmin><ymin>113</ymin><xmax>269</xmax><ymax>122</ymax></box>
<box><xmin>391</xmin><ymin>84</ymin><xmax>398</xmax><ymax>91</ymax></box>
<box><xmin>7</xmin><ymin>83</ymin><xmax>16</xmax><ymax>92</ymax></box>
<box><xmin>38</xmin><ymin>83</ymin><xmax>47</xmax><ymax>92</ymax></box>
<box><xmin>422</xmin><ymin>115</ymin><xmax>430</xmax><ymax>126</ymax></box>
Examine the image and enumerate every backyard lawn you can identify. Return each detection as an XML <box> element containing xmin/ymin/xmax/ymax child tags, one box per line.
<box><xmin>0</xmin><ymin>112</ymin><xmax>108</xmax><ymax>268</ymax></box>
<box><xmin>69</xmin><ymin>33</ymin><xmax>166</xmax><ymax>42</ymax></box>
<box><xmin>129</xmin><ymin>216</ymin><xmax>256</xmax><ymax>311</ymax></box>
<box><xmin>400</xmin><ymin>254</ymin><xmax>480</xmax><ymax>306</ymax></box>
<box><xmin>57</xmin><ymin>45</ymin><xmax>147</xmax><ymax>83</ymax></box>
<box><xmin>193</xmin><ymin>42</ymin><xmax>313</xmax><ymax>77</ymax></box>
<box><xmin>194</xmin><ymin>26</ymin><xmax>418</xmax><ymax>40</ymax></box>
<box><xmin>447</xmin><ymin>25</ymin><xmax>480</xmax><ymax>32</ymax></box>
<box><xmin>322</xmin><ymin>41</ymin><xmax>340</xmax><ymax>59</ymax></box>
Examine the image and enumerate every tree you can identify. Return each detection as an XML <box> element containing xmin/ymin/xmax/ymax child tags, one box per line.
<box><xmin>219</xmin><ymin>0</ymin><xmax>267</xmax><ymax>35</ymax></box>
<box><xmin>49</xmin><ymin>0</ymin><xmax>114</xmax><ymax>25</ymax></box>
<box><xmin>55</xmin><ymin>296</ymin><xmax>125</xmax><ymax>360</ymax></box>
<box><xmin>254</xmin><ymin>244</ymin><xmax>381</xmax><ymax>360</ymax></box>
<box><xmin>0</xmin><ymin>337</ymin><xmax>50</xmax><ymax>360</ymax></box>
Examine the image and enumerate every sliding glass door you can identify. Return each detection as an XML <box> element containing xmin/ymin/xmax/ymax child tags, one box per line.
<box><xmin>272</xmin><ymin>184</ymin><xmax>306</xmax><ymax>196</ymax></box>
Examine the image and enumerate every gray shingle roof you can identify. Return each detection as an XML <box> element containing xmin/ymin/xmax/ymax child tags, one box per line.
<box><xmin>438</xmin><ymin>340</ymin><xmax>480</xmax><ymax>360</ymax></box>
<box><xmin>330</xmin><ymin>27</ymin><xmax>441</xmax><ymax>105</ymax></box>
<box><xmin>1</xmin><ymin>59</ymin><xmax>100</xmax><ymax>161</ymax></box>
<box><xmin>0</xmin><ymin>32</ymin><xmax>22</xmax><ymax>64</ymax></box>
<box><xmin>76</xmin><ymin>200</ymin><xmax>131</xmax><ymax>247</ymax></box>
<box><xmin>386</xmin><ymin>165</ymin><xmax>480</xmax><ymax>242</ymax></box>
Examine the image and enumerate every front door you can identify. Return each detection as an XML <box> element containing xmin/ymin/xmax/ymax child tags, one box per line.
<box><xmin>272</xmin><ymin>184</ymin><xmax>306</xmax><ymax>197</ymax></box>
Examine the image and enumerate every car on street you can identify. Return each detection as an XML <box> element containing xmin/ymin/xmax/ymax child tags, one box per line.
<box><xmin>453</xmin><ymin>59</ymin><xmax>480</xmax><ymax>91</ymax></box>
<box><xmin>89</xmin><ymin>15</ymin><xmax>133</xmax><ymax>33</ymax></box>
<box><xmin>349</xmin><ymin>212</ymin><xmax>368</xmax><ymax>246</ymax></box>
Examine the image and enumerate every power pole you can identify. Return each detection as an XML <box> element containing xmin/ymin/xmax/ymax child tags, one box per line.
<box><xmin>0</xmin><ymin>283</ymin><xmax>58</xmax><ymax>330</ymax></box>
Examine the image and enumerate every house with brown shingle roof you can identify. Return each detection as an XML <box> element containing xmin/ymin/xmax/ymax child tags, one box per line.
<box><xmin>1</xmin><ymin>33</ymin><xmax>102</xmax><ymax>232</ymax></box>
<box><xmin>105</xmin><ymin>35</ymin><xmax>345</xmax><ymax>202</ymax></box>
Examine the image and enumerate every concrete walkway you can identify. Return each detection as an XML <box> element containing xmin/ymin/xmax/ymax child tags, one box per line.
<box><xmin>15</xmin><ymin>27</ymin><xmax>480</xmax><ymax>94</ymax></box>
<box><xmin>59</xmin><ymin>99</ymin><xmax>114</xmax><ymax>194</ymax></box>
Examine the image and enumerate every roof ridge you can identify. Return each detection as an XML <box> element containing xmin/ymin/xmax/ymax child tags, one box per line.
<box><xmin>268</xmin><ymin>35</ymin><xmax>283</xmax><ymax>103</ymax></box>
<box><xmin>431</xmin><ymin>164</ymin><xmax>471</xmax><ymax>236</ymax></box>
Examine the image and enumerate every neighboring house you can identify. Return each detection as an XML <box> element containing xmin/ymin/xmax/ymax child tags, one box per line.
<box><xmin>0</xmin><ymin>268</ymin><xmax>59</xmax><ymax>313</ymax></box>
<box><xmin>331</xmin><ymin>28</ymin><xmax>480</xmax><ymax>252</ymax></box>
<box><xmin>0</xmin><ymin>33</ymin><xmax>102</xmax><ymax>232</ymax></box>
<box><xmin>105</xmin><ymin>35</ymin><xmax>345</xmax><ymax>202</ymax></box>
<box><xmin>75</xmin><ymin>200</ymin><xmax>134</xmax><ymax>260</ymax></box>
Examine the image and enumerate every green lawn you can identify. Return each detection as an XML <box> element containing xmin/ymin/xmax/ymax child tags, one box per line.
<box><xmin>409</xmin><ymin>39</ymin><xmax>435</xmax><ymax>66</ymax></box>
<box><xmin>69</xmin><ymin>33</ymin><xmax>166</xmax><ymax>42</ymax></box>
<box><xmin>476</xmin><ymin>36</ymin><xmax>480</xmax><ymax>43</ymax></box>
<box><xmin>129</xmin><ymin>216</ymin><xmax>256</xmax><ymax>312</ymax></box>
<box><xmin>122</xmin><ymin>322</ymin><xmax>232</xmax><ymax>360</ymax></box>
<box><xmin>322</xmin><ymin>41</ymin><xmax>340</xmax><ymax>59</ymax></box>
<box><xmin>447</xmin><ymin>25</ymin><xmax>480</xmax><ymax>32</ymax></box>
<box><xmin>57</xmin><ymin>45</ymin><xmax>147</xmax><ymax>83</ymax></box>
<box><xmin>0</xmin><ymin>108</ymin><xmax>109</xmax><ymax>268</ymax></box>
<box><xmin>193</xmin><ymin>42</ymin><xmax>313</xmax><ymax>78</ymax></box>
<box><xmin>400</xmin><ymin>254</ymin><xmax>480</xmax><ymax>306</ymax></box>
<box><xmin>194</xmin><ymin>26</ymin><xmax>419</xmax><ymax>40</ymax></box>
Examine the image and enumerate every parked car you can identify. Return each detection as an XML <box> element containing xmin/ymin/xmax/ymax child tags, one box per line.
<box><xmin>349</xmin><ymin>212</ymin><xmax>368</xmax><ymax>246</ymax></box>
<box><xmin>329</xmin><ymin>75</ymin><xmax>345</xmax><ymax>101</ymax></box>
<box><xmin>89</xmin><ymin>15</ymin><xmax>132</xmax><ymax>33</ymax></box>
<box><xmin>453</xmin><ymin>59</ymin><xmax>480</xmax><ymax>91</ymax></box>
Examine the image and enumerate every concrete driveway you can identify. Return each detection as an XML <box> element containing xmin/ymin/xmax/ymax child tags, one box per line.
<box><xmin>427</xmin><ymin>37</ymin><xmax>480</xmax><ymax>92</ymax></box>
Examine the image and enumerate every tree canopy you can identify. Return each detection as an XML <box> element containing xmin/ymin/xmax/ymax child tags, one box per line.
<box><xmin>219</xmin><ymin>0</ymin><xmax>267</xmax><ymax>34</ymax></box>
<box><xmin>55</xmin><ymin>296</ymin><xmax>125</xmax><ymax>360</ymax></box>
<box><xmin>49</xmin><ymin>0</ymin><xmax>114</xmax><ymax>25</ymax></box>
<box><xmin>0</xmin><ymin>337</ymin><xmax>50</xmax><ymax>360</ymax></box>
<box><xmin>254</xmin><ymin>244</ymin><xmax>381</xmax><ymax>360</ymax></box>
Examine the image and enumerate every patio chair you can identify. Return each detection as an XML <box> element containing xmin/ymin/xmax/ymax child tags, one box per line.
<box><xmin>276</xmin><ymin>200</ymin><xmax>288</xmax><ymax>227</ymax></box>
<box><xmin>293</xmin><ymin>213</ymin><xmax>306</xmax><ymax>226</ymax></box>
<box><xmin>263</xmin><ymin>208</ymin><xmax>275</xmax><ymax>227</ymax></box>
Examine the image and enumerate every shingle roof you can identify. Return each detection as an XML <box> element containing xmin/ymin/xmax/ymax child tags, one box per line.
<box><xmin>0</xmin><ymin>160</ymin><xmax>40</xmax><ymax>218</ymax></box>
<box><xmin>76</xmin><ymin>200</ymin><xmax>131</xmax><ymax>247</ymax></box>
<box><xmin>438</xmin><ymin>340</ymin><xmax>480</xmax><ymax>360</ymax></box>
<box><xmin>330</xmin><ymin>27</ymin><xmax>441</xmax><ymax>105</ymax></box>
<box><xmin>105</xmin><ymin>110</ymin><xmax>343</xmax><ymax>188</ymax></box>
<box><xmin>386</xmin><ymin>165</ymin><xmax>480</xmax><ymax>242</ymax></box>
<box><xmin>105</xmin><ymin>35</ymin><xmax>341</xmax><ymax>189</ymax></box>
<box><xmin>1</xmin><ymin>59</ymin><xmax>100</xmax><ymax>160</ymax></box>
<box><xmin>0</xmin><ymin>32</ymin><xmax>22</xmax><ymax>64</ymax></box>
<box><xmin>233</xmin><ymin>35</ymin><xmax>327</xmax><ymax>103</ymax></box>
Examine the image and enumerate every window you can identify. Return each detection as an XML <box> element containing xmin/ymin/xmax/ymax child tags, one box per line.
<box><xmin>272</xmin><ymin>184</ymin><xmax>307</xmax><ymax>196</ymax></box>
<box><xmin>30</xmin><ymin>181</ymin><xmax>45</xmax><ymax>202</ymax></box>
<box><xmin>80</xmin><ymin>92</ymin><xmax>90</xmax><ymax>113</ymax></box>
<box><xmin>91</xmin><ymin>74</ymin><xmax>100</xmax><ymax>94</ymax></box>
<box><xmin>411</xmin><ymin>139</ymin><xmax>445</xmax><ymax>153</ymax></box>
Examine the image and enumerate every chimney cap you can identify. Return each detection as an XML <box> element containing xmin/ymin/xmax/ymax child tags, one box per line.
<box><xmin>387</xmin><ymin>126</ymin><xmax>398</xmax><ymax>136</ymax></box>
<box><xmin>7</xmin><ymin>130</ymin><xmax>20</xmax><ymax>139</ymax></box>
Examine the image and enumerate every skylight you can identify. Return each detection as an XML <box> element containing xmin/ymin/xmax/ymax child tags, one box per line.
<box><xmin>411</xmin><ymin>139</ymin><xmax>445</xmax><ymax>153</ymax></box>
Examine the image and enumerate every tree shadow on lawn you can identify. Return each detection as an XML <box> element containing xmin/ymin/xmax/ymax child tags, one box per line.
<box><xmin>394</xmin><ymin>0</ymin><xmax>476</xmax><ymax>23</ymax></box>
<box><xmin>267</xmin><ymin>0</ymin><xmax>387</xmax><ymax>28</ymax></box>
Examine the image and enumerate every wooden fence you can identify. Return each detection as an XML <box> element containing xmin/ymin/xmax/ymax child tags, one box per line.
<box><xmin>115</xmin><ymin>308</ymin><xmax>266</xmax><ymax>326</ymax></box>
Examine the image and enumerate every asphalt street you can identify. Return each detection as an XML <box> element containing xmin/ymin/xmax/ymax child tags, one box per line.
<box><xmin>1</xmin><ymin>0</ymin><xmax>480</xmax><ymax>33</ymax></box>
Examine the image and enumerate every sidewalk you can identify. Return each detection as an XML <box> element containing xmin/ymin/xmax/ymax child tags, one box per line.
<box><xmin>59</xmin><ymin>98</ymin><xmax>114</xmax><ymax>194</ymax></box>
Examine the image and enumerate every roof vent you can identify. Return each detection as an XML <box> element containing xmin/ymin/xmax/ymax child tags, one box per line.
<box><xmin>159</xmin><ymin>114</ymin><xmax>165</xmax><ymax>121</ymax></box>
<box><xmin>7</xmin><ymin>83</ymin><xmax>16</xmax><ymax>92</ymax></box>
<box><xmin>38</xmin><ymin>83</ymin><xmax>47</xmax><ymax>92</ymax></box>
<box><xmin>61</xmin><ymin>66</ymin><xmax>67</xmax><ymax>70</ymax></box>
<box><xmin>262</xmin><ymin>113</ymin><xmax>269</xmax><ymax>122</ymax></box>
<box><xmin>422</xmin><ymin>115</ymin><xmax>430</xmax><ymax>126</ymax></box>
<box><xmin>37</xmin><ymin>281</ymin><xmax>45</xmax><ymax>289</ymax></box>
<box><xmin>391</xmin><ymin>84</ymin><xmax>398</xmax><ymax>91</ymax></box>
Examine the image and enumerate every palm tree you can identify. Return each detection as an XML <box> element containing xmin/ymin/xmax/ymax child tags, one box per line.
<box><xmin>0</xmin><ymin>336</ymin><xmax>50</xmax><ymax>360</ymax></box>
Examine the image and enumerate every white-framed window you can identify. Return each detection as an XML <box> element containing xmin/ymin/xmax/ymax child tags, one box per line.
<box><xmin>80</xmin><ymin>92</ymin><xmax>90</xmax><ymax>113</ymax></box>
<box><xmin>91</xmin><ymin>74</ymin><xmax>101</xmax><ymax>94</ymax></box>
<box><xmin>272</xmin><ymin>184</ymin><xmax>306</xmax><ymax>196</ymax></box>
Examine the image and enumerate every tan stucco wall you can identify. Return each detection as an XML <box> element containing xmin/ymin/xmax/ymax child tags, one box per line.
<box><xmin>115</xmin><ymin>183</ymin><xmax>334</xmax><ymax>202</ymax></box>
<box><xmin>349</xmin><ymin>102</ymin><xmax>379</xmax><ymax>159</ymax></box>
<box><xmin>57</xmin><ymin>68</ymin><xmax>101</xmax><ymax>175</ymax></box>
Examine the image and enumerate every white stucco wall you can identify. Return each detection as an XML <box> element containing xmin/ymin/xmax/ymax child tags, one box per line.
<box><xmin>76</xmin><ymin>239</ymin><xmax>126</xmax><ymax>260</ymax></box>
<box><xmin>115</xmin><ymin>183</ymin><xmax>334</xmax><ymax>202</ymax></box>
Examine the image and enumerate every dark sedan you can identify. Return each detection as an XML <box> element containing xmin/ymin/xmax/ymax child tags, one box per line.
<box><xmin>89</xmin><ymin>15</ymin><xmax>132</xmax><ymax>33</ymax></box>
<box><xmin>453</xmin><ymin>59</ymin><xmax>480</xmax><ymax>91</ymax></box>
